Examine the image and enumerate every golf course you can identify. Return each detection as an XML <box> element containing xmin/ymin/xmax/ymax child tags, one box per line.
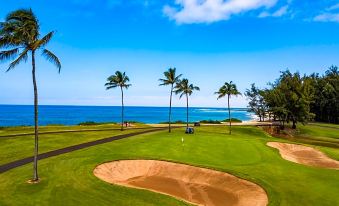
<box><xmin>0</xmin><ymin>123</ymin><xmax>338</xmax><ymax>206</ymax></box>
<box><xmin>1</xmin><ymin>2</ymin><xmax>339</xmax><ymax>206</ymax></box>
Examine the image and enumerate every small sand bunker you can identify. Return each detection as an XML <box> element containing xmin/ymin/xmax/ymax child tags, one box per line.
<box><xmin>94</xmin><ymin>160</ymin><xmax>268</xmax><ymax>206</ymax></box>
<box><xmin>267</xmin><ymin>142</ymin><xmax>339</xmax><ymax>169</ymax></box>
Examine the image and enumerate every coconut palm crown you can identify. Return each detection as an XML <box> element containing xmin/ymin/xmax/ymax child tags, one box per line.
<box><xmin>0</xmin><ymin>9</ymin><xmax>61</xmax><ymax>72</ymax></box>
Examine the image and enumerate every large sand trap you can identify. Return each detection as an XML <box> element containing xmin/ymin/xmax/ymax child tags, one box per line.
<box><xmin>94</xmin><ymin>160</ymin><xmax>268</xmax><ymax>206</ymax></box>
<box><xmin>267</xmin><ymin>142</ymin><xmax>339</xmax><ymax>169</ymax></box>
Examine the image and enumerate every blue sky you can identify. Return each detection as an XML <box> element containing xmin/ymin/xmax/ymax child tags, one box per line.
<box><xmin>0</xmin><ymin>0</ymin><xmax>339</xmax><ymax>107</ymax></box>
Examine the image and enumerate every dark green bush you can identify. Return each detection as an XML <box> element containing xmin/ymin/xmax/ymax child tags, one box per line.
<box><xmin>222</xmin><ymin>118</ymin><xmax>242</xmax><ymax>123</ymax></box>
<box><xmin>199</xmin><ymin>120</ymin><xmax>222</xmax><ymax>124</ymax></box>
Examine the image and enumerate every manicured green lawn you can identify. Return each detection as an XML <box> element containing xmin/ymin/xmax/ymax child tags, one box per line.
<box><xmin>297</xmin><ymin>123</ymin><xmax>339</xmax><ymax>141</ymax></box>
<box><xmin>276</xmin><ymin>122</ymin><xmax>339</xmax><ymax>150</ymax></box>
<box><xmin>0</xmin><ymin>125</ymin><xmax>338</xmax><ymax>206</ymax></box>
<box><xmin>0</xmin><ymin>125</ymin><xmax>150</xmax><ymax>165</ymax></box>
<box><xmin>0</xmin><ymin>123</ymin><xmax>149</xmax><ymax>136</ymax></box>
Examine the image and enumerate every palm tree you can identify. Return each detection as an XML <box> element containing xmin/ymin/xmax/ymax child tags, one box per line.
<box><xmin>105</xmin><ymin>71</ymin><xmax>131</xmax><ymax>131</ymax></box>
<box><xmin>174</xmin><ymin>78</ymin><xmax>200</xmax><ymax>129</ymax></box>
<box><xmin>159</xmin><ymin>68</ymin><xmax>182</xmax><ymax>132</ymax></box>
<box><xmin>215</xmin><ymin>81</ymin><xmax>241</xmax><ymax>134</ymax></box>
<box><xmin>0</xmin><ymin>9</ymin><xmax>61</xmax><ymax>182</ymax></box>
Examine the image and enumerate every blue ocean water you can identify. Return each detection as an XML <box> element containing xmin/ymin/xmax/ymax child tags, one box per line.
<box><xmin>0</xmin><ymin>105</ymin><xmax>254</xmax><ymax>126</ymax></box>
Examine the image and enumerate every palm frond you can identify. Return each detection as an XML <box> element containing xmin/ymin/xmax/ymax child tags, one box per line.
<box><xmin>105</xmin><ymin>71</ymin><xmax>131</xmax><ymax>90</ymax></box>
<box><xmin>105</xmin><ymin>85</ymin><xmax>118</xmax><ymax>90</ymax></box>
<box><xmin>174</xmin><ymin>73</ymin><xmax>182</xmax><ymax>82</ymax></box>
<box><xmin>122</xmin><ymin>83</ymin><xmax>132</xmax><ymax>89</ymax></box>
<box><xmin>42</xmin><ymin>49</ymin><xmax>61</xmax><ymax>72</ymax></box>
<box><xmin>0</xmin><ymin>48</ymin><xmax>18</xmax><ymax>61</ymax></box>
<box><xmin>215</xmin><ymin>81</ymin><xmax>241</xmax><ymax>99</ymax></box>
<box><xmin>6</xmin><ymin>49</ymin><xmax>28</xmax><ymax>72</ymax></box>
<box><xmin>0</xmin><ymin>24</ymin><xmax>23</xmax><ymax>48</ymax></box>
<box><xmin>35</xmin><ymin>31</ymin><xmax>54</xmax><ymax>49</ymax></box>
<box><xmin>174</xmin><ymin>78</ymin><xmax>199</xmax><ymax>97</ymax></box>
<box><xmin>6</xmin><ymin>9</ymin><xmax>35</xmax><ymax>21</ymax></box>
<box><xmin>159</xmin><ymin>78</ymin><xmax>170</xmax><ymax>86</ymax></box>
<box><xmin>159</xmin><ymin>67</ymin><xmax>182</xmax><ymax>86</ymax></box>
<box><xmin>6</xmin><ymin>9</ymin><xmax>39</xmax><ymax>41</ymax></box>
<box><xmin>192</xmin><ymin>86</ymin><xmax>200</xmax><ymax>91</ymax></box>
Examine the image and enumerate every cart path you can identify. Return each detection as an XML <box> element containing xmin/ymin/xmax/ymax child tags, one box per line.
<box><xmin>0</xmin><ymin>128</ymin><xmax>165</xmax><ymax>174</ymax></box>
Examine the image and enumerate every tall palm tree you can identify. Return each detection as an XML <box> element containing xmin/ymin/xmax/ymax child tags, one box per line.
<box><xmin>215</xmin><ymin>81</ymin><xmax>241</xmax><ymax>134</ymax></box>
<box><xmin>105</xmin><ymin>71</ymin><xmax>131</xmax><ymax>131</ymax></box>
<box><xmin>0</xmin><ymin>9</ymin><xmax>61</xmax><ymax>182</ymax></box>
<box><xmin>159</xmin><ymin>68</ymin><xmax>182</xmax><ymax>132</ymax></box>
<box><xmin>174</xmin><ymin>78</ymin><xmax>200</xmax><ymax>129</ymax></box>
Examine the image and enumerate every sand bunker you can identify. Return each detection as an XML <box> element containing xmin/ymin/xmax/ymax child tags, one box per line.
<box><xmin>267</xmin><ymin>142</ymin><xmax>339</xmax><ymax>169</ymax></box>
<box><xmin>94</xmin><ymin>160</ymin><xmax>268</xmax><ymax>206</ymax></box>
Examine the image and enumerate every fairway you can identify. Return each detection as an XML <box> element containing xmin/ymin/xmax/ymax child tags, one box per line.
<box><xmin>0</xmin><ymin>124</ymin><xmax>338</xmax><ymax>206</ymax></box>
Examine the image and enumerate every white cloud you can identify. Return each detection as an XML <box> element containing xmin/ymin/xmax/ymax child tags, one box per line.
<box><xmin>272</xmin><ymin>5</ymin><xmax>288</xmax><ymax>17</ymax></box>
<box><xmin>313</xmin><ymin>3</ymin><xmax>339</xmax><ymax>23</ymax></box>
<box><xmin>314</xmin><ymin>13</ymin><xmax>339</xmax><ymax>22</ymax></box>
<box><xmin>328</xmin><ymin>3</ymin><xmax>339</xmax><ymax>11</ymax></box>
<box><xmin>259</xmin><ymin>5</ymin><xmax>288</xmax><ymax>18</ymax></box>
<box><xmin>163</xmin><ymin>0</ymin><xmax>278</xmax><ymax>24</ymax></box>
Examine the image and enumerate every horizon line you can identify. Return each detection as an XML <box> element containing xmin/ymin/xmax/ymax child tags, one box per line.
<box><xmin>0</xmin><ymin>104</ymin><xmax>248</xmax><ymax>109</ymax></box>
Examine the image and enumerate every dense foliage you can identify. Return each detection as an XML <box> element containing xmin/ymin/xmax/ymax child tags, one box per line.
<box><xmin>309</xmin><ymin>66</ymin><xmax>338</xmax><ymax>124</ymax></box>
<box><xmin>246</xmin><ymin>66</ymin><xmax>338</xmax><ymax>128</ymax></box>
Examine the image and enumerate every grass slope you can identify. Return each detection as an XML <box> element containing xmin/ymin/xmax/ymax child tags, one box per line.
<box><xmin>0</xmin><ymin>125</ymin><xmax>338</xmax><ymax>206</ymax></box>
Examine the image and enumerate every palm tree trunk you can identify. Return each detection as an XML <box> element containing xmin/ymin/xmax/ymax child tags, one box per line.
<box><xmin>228</xmin><ymin>94</ymin><xmax>231</xmax><ymax>135</ymax></box>
<box><xmin>186</xmin><ymin>94</ymin><xmax>189</xmax><ymax>129</ymax></box>
<box><xmin>32</xmin><ymin>50</ymin><xmax>39</xmax><ymax>181</ymax></box>
<box><xmin>121</xmin><ymin>87</ymin><xmax>124</xmax><ymax>131</ymax></box>
<box><xmin>168</xmin><ymin>84</ymin><xmax>173</xmax><ymax>133</ymax></box>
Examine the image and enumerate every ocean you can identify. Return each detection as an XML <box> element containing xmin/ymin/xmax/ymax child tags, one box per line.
<box><xmin>0</xmin><ymin>105</ymin><xmax>254</xmax><ymax>126</ymax></box>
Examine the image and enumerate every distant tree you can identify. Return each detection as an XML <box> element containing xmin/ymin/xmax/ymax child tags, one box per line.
<box><xmin>309</xmin><ymin>66</ymin><xmax>338</xmax><ymax>123</ymax></box>
<box><xmin>261</xmin><ymin>87</ymin><xmax>288</xmax><ymax>129</ymax></box>
<box><xmin>215</xmin><ymin>81</ymin><xmax>241</xmax><ymax>134</ymax></box>
<box><xmin>268</xmin><ymin>70</ymin><xmax>314</xmax><ymax>129</ymax></box>
<box><xmin>248</xmin><ymin>67</ymin><xmax>338</xmax><ymax>129</ymax></box>
<box><xmin>0</xmin><ymin>9</ymin><xmax>61</xmax><ymax>182</ymax></box>
<box><xmin>105</xmin><ymin>71</ymin><xmax>131</xmax><ymax>131</ymax></box>
<box><xmin>245</xmin><ymin>84</ymin><xmax>267</xmax><ymax>121</ymax></box>
<box><xmin>174</xmin><ymin>78</ymin><xmax>200</xmax><ymax>129</ymax></box>
<box><xmin>159</xmin><ymin>68</ymin><xmax>182</xmax><ymax>132</ymax></box>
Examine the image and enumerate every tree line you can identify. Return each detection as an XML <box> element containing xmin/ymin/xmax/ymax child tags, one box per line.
<box><xmin>245</xmin><ymin>66</ymin><xmax>338</xmax><ymax>129</ymax></box>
